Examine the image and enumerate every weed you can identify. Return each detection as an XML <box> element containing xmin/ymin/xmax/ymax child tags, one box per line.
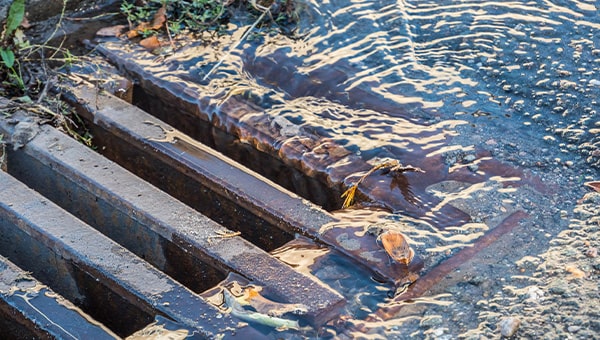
<box><xmin>121</xmin><ymin>0</ymin><xmax>227</xmax><ymax>36</ymax></box>
<box><xmin>0</xmin><ymin>0</ymin><xmax>94</xmax><ymax>148</ymax></box>
<box><xmin>121</xmin><ymin>0</ymin><xmax>302</xmax><ymax>38</ymax></box>
<box><xmin>1</xmin><ymin>0</ymin><xmax>26</xmax><ymax>91</ymax></box>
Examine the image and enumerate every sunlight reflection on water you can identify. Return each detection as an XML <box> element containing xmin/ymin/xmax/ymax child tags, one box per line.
<box><xmin>250</xmin><ymin>0</ymin><xmax>598</xmax><ymax>336</ymax></box>
<box><xmin>97</xmin><ymin>0</ymin><xmax>599</xmax><ymax>337</ymax></box>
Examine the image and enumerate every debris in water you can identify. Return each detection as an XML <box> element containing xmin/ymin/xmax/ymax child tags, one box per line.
<box><xmin>236</xmin><ymin>286</ymin><xmax>308</xmax><ymax>317</ymax></box>
<box><xmin>377</xmin><ymin>230</ymin><xmax>414</xmax><ymax>265</ymax></box>
<box><xmin>584</xmin><ymin>181</ymin><xmax>600</xmax><ymax>192</ymax></box>
<box><xmin>222</xmin><ymin>288</ymin><xmax>303</xmax><ymax>331</ymax></box>
<box><xmin>127</xmin><ymin>316</ymin><xmax>189</xmax><ymax>340</ymax></box>
<box><xmin>565</xmin><ymin>265</ymin><xmax>586</xmax><ymax>279</ymax></box>
<box><xmin>341</xmin><ymin>159</ymin><xmax>424</xmax><ymax>208</ymax></box>
<box><xmin>499</xmin><ymin>316</ymin><xmax>521</xmax><ymax>337</ymax></box>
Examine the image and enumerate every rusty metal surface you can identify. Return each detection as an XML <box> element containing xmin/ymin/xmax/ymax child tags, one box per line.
<box><xmin>377</xmin><ymin>211</ymin><xmax>530</xmax><ymax>319</ymax></box>
<box><xmin>0</xmin><ymin>116</ymin><xmax>345</xmax><ymax>325</ymax></box>
<box><xmin>63</xmin><ymin>84</ymin><xmax>336</xmax><ymax>244</ymax></box>
<box><xmin>0</xmin><ymin>255</ymin><xmax>118</xmax><ymax>339</ymax></box>
<box><xmin>0</xmin><ymin>170</ymin><xmax>248</xmax><ymax>338</ymax></box>
<box><xmin>60</xmin><ymin>83</ymin><xmax>421</xmax><ymax>287</ymax></box>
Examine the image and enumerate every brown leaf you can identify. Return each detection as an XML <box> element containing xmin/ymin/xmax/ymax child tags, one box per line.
<box><xmin>126</xmin><ymin>22</ymin><xmax>147</xmax><ymax>39</ymax></box>
<box><xmin>584</xmin><ymin>181</ymin><xmax>600</xmax><ymax>192</ymax></box>
<box><xmin>20</xmin><ymin>16</ymin><xmax>31</xmax><ymax>29</ymax></box>
<box><xmin>151</xmin><ymin>6</ymin><xmax>167</xmax><ymax>29</ymax></box>
<box><xmin>96</xmin><ymin>24</ymin><xmax>128</xmax><ymax>37</ymax></box>
<box><xmin>378</xmin><ymin>231</ymin><xmax>414</xmax><ymax>265</ymax></box>
<box><xmin>565</xmin><ymin>265</ymin><xmax>586</xmax><ymax>279</ymax></box>
<box><xmin>125</xmin><ymin>6</ymin><xmax>167</xmax><ymax>39</ymax></box>
<box><xmin>139</xmin><ymin>36</ymin><xmax>161</xmax><ymax>51</ymax></box>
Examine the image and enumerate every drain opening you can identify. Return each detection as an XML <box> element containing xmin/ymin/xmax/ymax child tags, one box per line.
<box><xmin>60</xmin><ymin>82</ymin><xmax>302</xmax><ymax>252</ymax></box>
<box><xmin>82</xmin><ymin>120</ymin><xmax>294</xmax><ymax>252</ymax></box>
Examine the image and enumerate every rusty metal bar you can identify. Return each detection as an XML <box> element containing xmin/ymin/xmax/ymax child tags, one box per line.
<box><xmin>375</xmin><ymin>210</ymin><xmax>530</xmax><ymax>320</ymax></box>
<box><xmin>96</xmin><ymin>41</ymin><xmax>472</xmax><ymax>229</ymax></box>
<box><xmin>0</xmin><ymin>171</ymin><xmax>247</xmax><ymax>337</ymax></box>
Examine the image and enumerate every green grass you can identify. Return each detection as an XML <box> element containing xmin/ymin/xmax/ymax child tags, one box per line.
<box><xmin>121</xmin><ymin>0</ymin><xmax>301</xmax><ymax>37</ymax></box>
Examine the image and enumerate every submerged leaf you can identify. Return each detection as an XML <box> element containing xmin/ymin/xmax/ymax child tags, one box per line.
<box><xmin>222</xmin><ymin>289</ymin><xmax>301</xmax><ymax>330</ymax></box>
<box><xmin>378</xmin><ymin>231</ymin><xmax>414</xmax><ymax>265</ymax></box>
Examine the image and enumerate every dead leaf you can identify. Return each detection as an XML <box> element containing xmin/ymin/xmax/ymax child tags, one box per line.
<box><xmin>125</xmin><ymin>6</ymin><xmax>167</xmax><ymax>39</ymax></box>
<box><xmin>20</xmin><ymin>15</ymin><xmax>31</xmax><ymax>29</ymax></box>
<box><xmin>378</xmin><ymin>231</ymin><xmax>414</xmax><ymax>265</ymax></box>
<box><xmin>139</xmin><ymin>36</ymin><xmax>162</xmax><ymax>51</ymax></box>
<box><xmin>96</xmin><ymin>24</ymin><xmax>127</xmax><ymax>37</ymax></box>
<box><xmin>151</xmin><ymin>6</ymin><xmax>167</xmax><ymax>28</ymax></box>
<box><xmin>584</xmin><ymin>181</ymin><xmax>600</xmax><ymax>192</ymax></box>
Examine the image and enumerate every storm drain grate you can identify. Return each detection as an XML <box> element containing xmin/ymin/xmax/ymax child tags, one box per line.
<box><xmin>0</xmin><ymin>107</ymin><xmax>350</xmax><ymax>337</ymax></box>
<box><xmin>0</xmin><ymin>170</ymin><xmax>248</xmax><ymax>337</ymax></box>
<box><xmin>60</xmin><ymin>83</ymin><xmax>420</xmax><ymax>285</ymax></box>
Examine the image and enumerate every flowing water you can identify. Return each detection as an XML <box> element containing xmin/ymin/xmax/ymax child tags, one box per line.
<box><xmin>244</xmin><ymin>1</ymin><xmax>599</xmax><ymax>338</ymax></box>
<box><xmin>92</xmin><ymin>0</ymin><xmax>600</xmax><ymax>338</ymax></box>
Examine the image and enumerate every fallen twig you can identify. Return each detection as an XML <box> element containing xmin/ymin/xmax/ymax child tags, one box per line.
<box><xmin>341</xmin><ymin>159</ymin><xmax>424</xmax><ymax>208</ymax></box>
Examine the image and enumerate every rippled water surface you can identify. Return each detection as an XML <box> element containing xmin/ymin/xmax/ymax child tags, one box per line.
<box><xmin>146</xmin><ymin>0</ymin><xmax>600</xmax><ymax>220</ymax></box>
<box><xmin>245</xmin><ymin>0</ymin><xmax>600</xmax><ymax>161</ymax></box>
<box><xmin>100</xmin><ymin>0</ymin><xmax>600</xmax><ymax>338</ymax></box>
<box><xmin>246</xmin><ymin>0</ymin><xmax>598</xmax><ymax>337</ymax></box>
